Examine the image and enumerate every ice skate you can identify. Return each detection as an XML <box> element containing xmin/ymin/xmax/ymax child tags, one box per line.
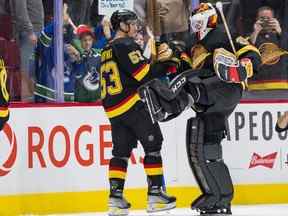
<box><xmin>108</xmin><ymin>195</ymin><xmax>131</xmax><ymax>216</ymax></box>
<box><xmin>147</xmin><ymin>187</ymin><xmax>176</xmax><ymax>213</ymax></box>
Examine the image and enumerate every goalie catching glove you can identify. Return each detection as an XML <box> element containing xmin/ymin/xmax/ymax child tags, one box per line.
<box><xmin>214</xmin><ymin>48</ymin><xmax>253</xmax><ymax>83</ymax></box>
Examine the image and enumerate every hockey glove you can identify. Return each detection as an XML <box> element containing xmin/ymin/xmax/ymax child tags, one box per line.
<box><xmin>214</xmin><ymin>48</ymin><xmax>253</xmax><ymax>83</ymax></box>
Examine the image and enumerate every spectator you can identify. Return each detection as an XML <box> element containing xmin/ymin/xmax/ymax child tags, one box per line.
<box><xmin>0</xmin><ymin>0</ymin><xmax>13</xmax><ymax>41</ymax></box>
<box><xmin>133</xmin><ymin>0</ymin><xmax>191</xmax><ymax>43</ymax></box>
<box><xmin>0</xmin><ymin>0</ymin><xmax>21</xmax><ymax>101</ymax></box>
<box><xmin>42</xmin><ymin>0</ymin><xmax>54</xmax><ymax>24</ymax></box>
<box><xmin>9</xmin><ymin>0</ymin><xmax>44</xmax><ymax>101</ymax></box>
<box><xmin>237</xmin><ymin>0</ymin><xmax>285</xmax><ymax>36</ymax></box>
<box><xmin>135</xmin><ymin>30</ymin><xmax>145</xmax><ymax>49</ymax></box>
<box><xmin>134</xmin><ymin>0</ymin><xmax>146</xmax><ymax>22</ymax></box>
<box><xmin>247</xmin><ymin>6</ymin><xmax>288</xmax><ymax>92</ymax></box>
<box><xmin>0</xmin><ymin>0</ymin><xmax>9</xmax><ymax>16</ymax></box>
<box><xmin>67</xmin><ymin>0</ymin><xmax>94</xmax><ymax>26</ymax></box>
<box><xmin>250</xmin><ymin>6</ymin><xmax>282</xmax><ymax>45</ymax></box>
<box><xmin>152</xmin><ymin>0</ymin><xmax>191</xmax><ymax>43</ymax></box>
<box><xmin>93</xmin><ymin>16</ymin><xmax>115</xmax><ymax>49</ymax></box>
<box><xmin>90</xmin><ymin>0</ymin><xmax>104</xmax><ymax>27</ymax></box>
<box><xmin>34</xmin><ymin>3</ymin><xmax>77</xmax><ymax>102</ymax></box>
<box><xmin>72</xmin><ymin>25</ymin><xmax>101</xmax><ymax>102</ymax></box>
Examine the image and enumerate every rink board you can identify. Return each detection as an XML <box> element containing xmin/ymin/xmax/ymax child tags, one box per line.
<box><xmin>0</xmin><ymin>101</ymin><xmax>287</xmax><ymax>215</ymax></box>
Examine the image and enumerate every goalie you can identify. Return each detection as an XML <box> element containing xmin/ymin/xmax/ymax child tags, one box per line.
<box><xmin>139</xmin><ymin>3</ymin><xmax>261</xmax><ymax>215</ymax></box>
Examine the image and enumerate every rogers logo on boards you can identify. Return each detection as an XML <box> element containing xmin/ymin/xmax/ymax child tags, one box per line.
<box><xmin>249</xmin><ymin>152</ymin><xmax>277</xmax><ymax>169</ymax></box>
<box><xmin>0</xmin><ymin>123</ymin><xmax>143</xmax><ymax>177</ymax></box>
<box><xmin>0</xmin><ymin>124</ymin><xmax>17</xmax><ymax>176</ymax></box>
<box><xmin>27</xmin><ymin>124</ymin><xmax>142</xmax><ymax>169</ymax></box>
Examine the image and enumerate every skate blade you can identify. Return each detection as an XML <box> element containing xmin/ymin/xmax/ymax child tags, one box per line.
<box><xmin>200</xmin><ymin>214</ymin><xmax>231</xmax><ymax>216</ymax></box>
<box><xmin>108</xmin><ymin>206</ymin><xmax>129</xmax><ymax>216</ymax></box>
<box><xmin>147</xmin><ymin>201</ymin><xmax>176</xmax><ymax>213</ymax></box>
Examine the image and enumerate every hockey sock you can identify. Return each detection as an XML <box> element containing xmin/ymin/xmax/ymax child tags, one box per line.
<box><xmin>109</xmin><ymin>157</ymin><xmax>128</xmax><ymax>197</ymax></box>
<box><xmin>144</xmin><ymin>152</ymin><xmax>163</xmax><ymax>192</ymax></box>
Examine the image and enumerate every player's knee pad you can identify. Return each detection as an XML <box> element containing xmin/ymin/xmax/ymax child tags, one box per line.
<box><xmin>186</xmin><ymin>117</ymin><xmax>233</xmax><ymax>208</ymax></box>
<box><xmin>141</xmin><ymin>130</ymin><xmax>163</xmax><ymax>154</ymax></box>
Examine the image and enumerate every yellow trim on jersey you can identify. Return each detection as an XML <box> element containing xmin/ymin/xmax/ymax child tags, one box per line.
<box><xmin>192</xmin><ymin>53</ymin><xmax>211</xmax><ymax>69</ymax></box>
<box><xmin>133</xmin><ymin>64</ymin><xmax>150</xmax><ymax>81</ymax></box>
<box><xmin>236</xmin><ymin>45</ymin><xmax>261</xmax><ymax>58</ymax></box>
<box><xmin>145</xmin><ymin>168</ymin><xmax>163</xmax><ymax>176</ymax></box>
<box><xmin>106</xmin><ymin>93</ymin><xmax>141</xmax><ymax>118</ymax></box>
<box><xmin>0</xmin><ymin>107</ymin><xmax>9</xmax><ymax>118</ymax></box>
<box><xmin>0</xmin><ymin>59</ymin><xmax>9</xmax><ymax>102</ymax></box>
<box><xmin>109</xmin><ymin>170</ymin><xmax>126</xmax><ymax>179</ymax></box>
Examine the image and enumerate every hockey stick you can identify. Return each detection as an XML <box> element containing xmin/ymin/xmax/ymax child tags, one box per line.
<box><xmin>215</xmin><ymin>1</ymin><xmax>236</xmax><ymax>54</ymax></box>
<box><xmin>147</xmin><ymin>0</ymin><xmax>161</xmax><ymax>62</ymax></box>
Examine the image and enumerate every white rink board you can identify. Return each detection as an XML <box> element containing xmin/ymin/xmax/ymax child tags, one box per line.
<box><xmin>0</xmin><ymin>102</ymin><xmax>287</xmax><ymax>195</ymax></box>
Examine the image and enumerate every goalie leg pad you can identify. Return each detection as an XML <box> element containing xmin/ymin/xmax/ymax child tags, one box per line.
<box><xmin>186</xmin><ymin>117</ymin><xmax>233</xmax><ymax>210</ymax></box>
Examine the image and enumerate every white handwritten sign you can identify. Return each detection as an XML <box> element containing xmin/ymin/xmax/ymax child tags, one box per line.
<box><xmin>99</xmin><ymin>0</ymin><xmax>134</xmax><ymax>16</ymax></box>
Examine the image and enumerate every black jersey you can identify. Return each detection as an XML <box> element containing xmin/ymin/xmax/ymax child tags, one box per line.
<box><xmin>0</xmin><ymin>59</ymin><xmax>9</xmax><ymax>128</ymax></box>
<box><xmin>100</xmin><ymin>37</ymin><xmax>159</xmax><ymax>119</ymax></box>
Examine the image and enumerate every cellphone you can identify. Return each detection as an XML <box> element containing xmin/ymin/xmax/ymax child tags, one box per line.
<box><xmin>259</xmin><ymin>17</ymin><xmax>274</xmax><ymax>32</ymax></box>
<box><xmin>259</xmin><ymin>17</ymin><xmax>270</xmax><ymax>27</ymax></box>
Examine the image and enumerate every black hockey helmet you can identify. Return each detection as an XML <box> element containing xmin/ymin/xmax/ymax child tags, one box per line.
<box><xmin>110</xmin><ymin>9</ymin><xmax>138</xmax><ymax>31</ymax></box>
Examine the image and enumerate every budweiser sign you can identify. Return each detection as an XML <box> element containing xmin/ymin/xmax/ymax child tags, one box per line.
<box><xmin>249</xmin><ymin>152</ymin><xmax>277</xmax><ymax>169</ymax></box>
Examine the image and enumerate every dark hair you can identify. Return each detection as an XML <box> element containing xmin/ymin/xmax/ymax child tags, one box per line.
<box><xmin>110</xmin><ymin>9</ymin><xmax>138</xmax><ymax>31</ymax></box>
<box><xmin>257</xmin><ymin>6</ymin><xmax>274</xmax><ymax>17</ymax></box>
<box><xmin>79</xmin><ymin>32</ymin><xmax>95</xmax><ymax>40</ymax></box>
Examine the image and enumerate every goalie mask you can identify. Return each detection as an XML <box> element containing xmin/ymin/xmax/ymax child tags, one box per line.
<box><xmin>190</xmin><ymin>3</ymin><xmax>218</xmax><ymax>40</ymax></box>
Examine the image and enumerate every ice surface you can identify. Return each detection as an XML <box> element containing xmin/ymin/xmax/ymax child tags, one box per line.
<box><xmin>47</xmin><ymin>204</ymin><xmax>288</xmax><ymax>216</ymax></box>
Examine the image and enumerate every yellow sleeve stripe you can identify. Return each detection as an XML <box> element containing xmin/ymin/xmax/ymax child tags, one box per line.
<box><xmin>236</xmin><ymin>45</ymin><xmax>261</xmax><ymax>58</ymax></box>
<box><xmin>132</xmin><ymin>64</ymin><xmax>150</xmax><ymax>81</ymax></box>
<box><xmin>0</xmin><ymin>107</ymin><xmax>9</xmax><ymax>118</ymax></box>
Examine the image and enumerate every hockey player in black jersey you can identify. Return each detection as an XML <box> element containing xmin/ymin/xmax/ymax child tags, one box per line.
<box><xmin>138</xmin><ymin>3</ymin><xmax>262</xmax><ymax>215</ymax></box>
<box><xmin>100</xmin><ymin>9</ymin><xmax>176</xmax><ymax>216</ymax></box>
<box><xmin>0</xmin><ymin>59</ymin><xmax>9</xmax><ymax>130</ymax></box>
